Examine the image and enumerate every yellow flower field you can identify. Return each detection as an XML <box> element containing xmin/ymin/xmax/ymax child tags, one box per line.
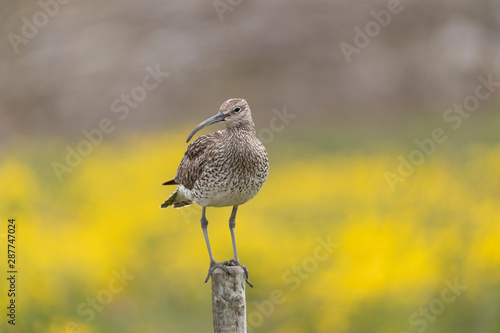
<box><xmin>1</xmin><ymin>129</ymin><xmax>499</xmax><ymax>332</ymax></box>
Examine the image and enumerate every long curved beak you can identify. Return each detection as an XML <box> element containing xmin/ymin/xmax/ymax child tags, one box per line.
<box><xmin>186</xmin><ymin>112</ymin><xmax>229</xmax><ymax>143</ymax></box>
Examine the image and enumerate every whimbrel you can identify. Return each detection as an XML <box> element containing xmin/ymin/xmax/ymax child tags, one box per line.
<box><xmin>160</xmin><ymin>98</ymin><xmax>269</xmax><ymax>286</ymax></box>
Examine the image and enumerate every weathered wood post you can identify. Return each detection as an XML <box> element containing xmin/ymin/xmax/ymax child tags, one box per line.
<box><xmin>211</xmin><ymin>266</ymin><xmax>247</xmax><ymax>333</ymax></box>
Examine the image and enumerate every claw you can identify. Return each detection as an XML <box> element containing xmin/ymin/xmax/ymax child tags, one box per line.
<box><xmin>205</xmin><ymin>261</ymin><xmax>230</xmax><ymax>283</ymax></box>
<box><xmin>222</xmin><ymin>259</ymin><xmax>253</xmax><ymax>288</ymax></box>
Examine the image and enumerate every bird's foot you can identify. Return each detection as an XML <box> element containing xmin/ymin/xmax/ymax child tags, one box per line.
<box><xmin>204</xmin><ymin>260</ymin><xmax>231</xmax><ymax>283</ymax></box>
<box><xmin>222</xmin><ymin>259</ymin><xmax>253</xmax><ymax>288</ymax></box>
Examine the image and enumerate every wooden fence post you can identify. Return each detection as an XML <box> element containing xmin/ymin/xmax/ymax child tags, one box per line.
<box><xmin>211</xmin><ymin>266</ymin><xmax>247</xmax><ymax>333</ymax></box>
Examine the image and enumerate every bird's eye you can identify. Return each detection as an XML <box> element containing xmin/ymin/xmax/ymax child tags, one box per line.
<box><xmin>234</xmin><ymin>107</ymin><xmax>241</xmax><ymax>112</ymax></box>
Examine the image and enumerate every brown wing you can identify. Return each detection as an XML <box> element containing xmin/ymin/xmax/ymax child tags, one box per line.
<box><xmin>174</xmin><ymin>131</ymin><xmax>223</xmax><ymax>189</ymax></box>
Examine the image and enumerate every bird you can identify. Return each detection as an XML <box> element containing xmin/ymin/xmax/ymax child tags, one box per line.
<box><xmin>160</xmin><ymin>98</ymin><xmax>269</xmax><ymax>287</ymax></box>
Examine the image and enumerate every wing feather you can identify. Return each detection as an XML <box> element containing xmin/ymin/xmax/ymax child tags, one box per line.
<box><xmin>174</xmin><ymin>131</ymin><xmax>223</xmax><ymax>189</ymax></box>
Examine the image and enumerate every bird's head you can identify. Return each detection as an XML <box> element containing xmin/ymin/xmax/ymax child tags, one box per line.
<box><xmin>186</xmin><ymin>98</ymin><xmax>254</xmax><ymax>142</ymax></box>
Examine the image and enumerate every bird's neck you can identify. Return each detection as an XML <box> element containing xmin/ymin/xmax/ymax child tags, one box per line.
<box><xmin>226</xmin><ymin>121</ymin><xmax>256</xmax><ymax>137</ymax></box>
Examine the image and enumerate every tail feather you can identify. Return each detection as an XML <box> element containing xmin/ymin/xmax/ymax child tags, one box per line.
<box><xmin>160</xmin><ymin>188</ymin><xmax>193</xmax><ymax>209</ymax></box>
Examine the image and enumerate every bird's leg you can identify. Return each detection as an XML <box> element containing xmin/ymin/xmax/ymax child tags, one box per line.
<box><xmin>201</xmin><ymin>207</ymin><xmax>230</xmax><ymax>283</ymax></box>
<box><xmin>229</xmin><ymin>205</ymin><xmax>240</xmax><ymax>263</ymax></box>
<box><xmin>223</xmin><ymin>205</ymin><xmax>253</xmax><ymax>287</ymax></box>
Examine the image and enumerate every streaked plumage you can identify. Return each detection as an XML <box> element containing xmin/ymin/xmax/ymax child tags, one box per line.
<box><xmin>162</xmin><ymin>126</ymin><xmax>268</xmax><ymax>208</ymax></box>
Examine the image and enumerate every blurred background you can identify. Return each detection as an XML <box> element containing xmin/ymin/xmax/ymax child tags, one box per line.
<box><xmin>1</xmin><ymin>0</ymin><xmax>500</xmax><ymax>332</ymax></box>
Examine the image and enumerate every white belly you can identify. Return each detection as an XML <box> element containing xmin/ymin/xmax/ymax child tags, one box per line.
<box><xmin>182</xmin><ymin>174</ymin><xmax>265</xmax><ymax>208</ymax></box>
